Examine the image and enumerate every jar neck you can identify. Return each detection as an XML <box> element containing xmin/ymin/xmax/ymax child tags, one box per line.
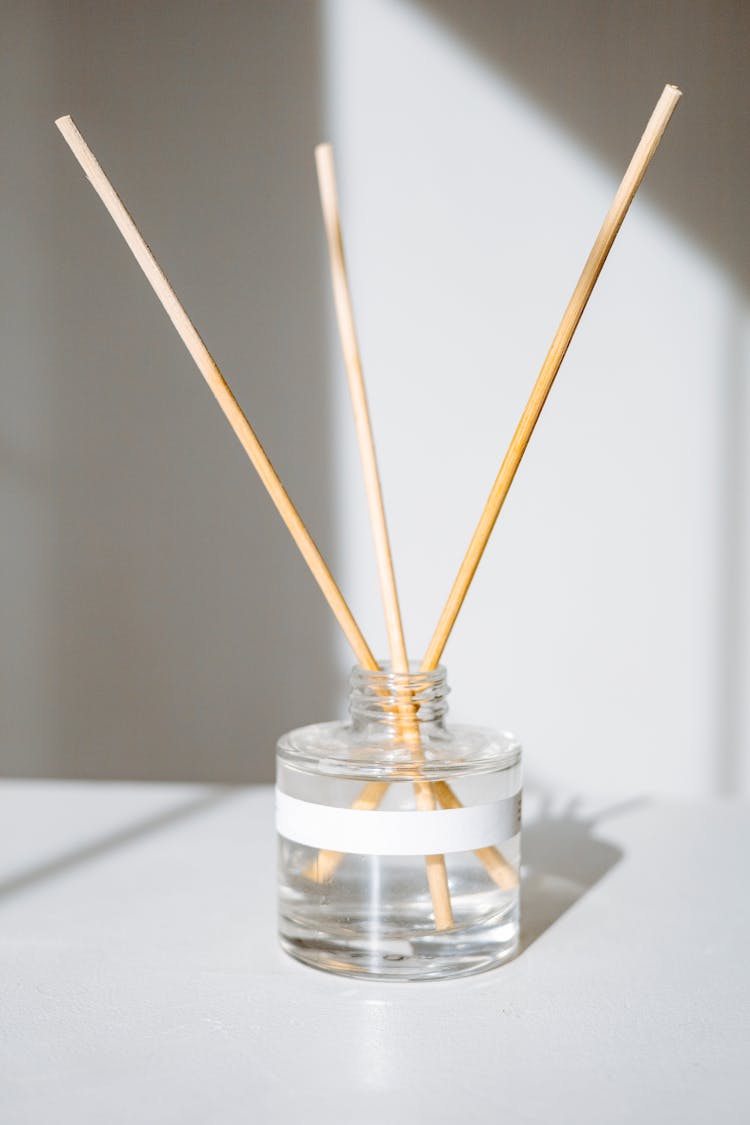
<box><xmin>349</xmin><ymin>663</ymin><xmax>450</xmax><ymax>735</ymax></box>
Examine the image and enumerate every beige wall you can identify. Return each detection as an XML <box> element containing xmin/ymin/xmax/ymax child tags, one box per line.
<box><xmin>1</xmin><ymin>2</ymin><xmax>336</xmax><ymax>783</ymax></box>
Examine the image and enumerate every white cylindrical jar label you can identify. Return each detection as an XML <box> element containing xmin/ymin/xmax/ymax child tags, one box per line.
<box><xmin>275</xmin><ymin>788</ymin><xmax>522</xmax><ymax>855</ymax></box>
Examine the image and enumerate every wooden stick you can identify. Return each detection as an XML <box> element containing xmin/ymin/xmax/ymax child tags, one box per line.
<box><xmin>420</xmin><ymin>84</ymin><xmax>682</xmax><ymax>672</ymax></box>
<box><xmin>309</xmin><ymin>85</ymin><xmax>681</xmax><ymax>895</ymax></box>
<box><xmin>315</xmin><ymin>143</ymin><xmax>453</xmax><ymax>929</ymax></box>
<box><xmin>57</xmin><ymin>116</ymin><xmax>480</xmax><ymax>920</ymax></box>
<box><xmin>315</xmin><ymin>143</ymin><xmax>410</xmax><ymax>671</ymax></box>
<box><xmin>55</xmin><ymin>116</ymin><xmax>377</xmax><ymax>672</ymax></box>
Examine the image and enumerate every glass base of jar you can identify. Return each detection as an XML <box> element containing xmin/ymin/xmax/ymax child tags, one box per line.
<box><xmin>278</xmin><ymin>897</ymin><xmax>519</xmax><ymax>982</ymax></box>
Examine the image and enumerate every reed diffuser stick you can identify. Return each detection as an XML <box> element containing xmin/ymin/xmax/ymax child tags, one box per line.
<box><xmin>420</xmin><ymin>84</ymin><xmax>682</xmax><ymax>672</ymax></box>
<box><xmin>55</xmin><ymin>116</ymin><xmax>377</xmax><ymax>672</ymax></box>
<box><xmin>55</xmin><ymin>114</ymin><xmax>500</xmax><ymax>918</ymax></box>
<box><xmin>314</xmin><ymin>144</ymin><xmax>409</xmax><ymax>672</ymax></box>
<box><xmin>307</xmin><ymin>83</ymin><xmax>681</xmax><ymax>892</ymax></box>
<box><xmin>315</xmin><ymin>143</ymin><xmax>453</xmax><ymax>929</ymax></box>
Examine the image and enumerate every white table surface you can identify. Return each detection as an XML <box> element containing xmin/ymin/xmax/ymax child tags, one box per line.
<box><xmin>1</xmin><ymin>780</ymin><xmax>747</xmax><ymax>1124</ymax></box>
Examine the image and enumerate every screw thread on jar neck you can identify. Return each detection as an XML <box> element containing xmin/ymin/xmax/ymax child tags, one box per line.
<box><xmin>349</xmin><ymin>663</ymin><xmax>450</xmax><ymax>732</ymax></box>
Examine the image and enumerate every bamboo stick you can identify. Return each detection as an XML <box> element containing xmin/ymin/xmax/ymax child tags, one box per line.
<box><xmin>420</xmin><ymin>84</ymin><xmax>682</xmax><ymax>672</ymax></box>
<box><xmin>314</xmin><ymin>144</ymin><xmax>409</xmax><ymax>675</ymax></box>
<box><xmin>314</xmin><ymin>143</ymin><xmax>453</xmax><ymax>929</ymax></box>
<box><xmin>55</xmin><ymin>115</ymin><xmax>488</xmax><ymax>920</ymax></box>
<box><xmin>55</xmin><ymin>116</ymin><xmax>377</xmax><ymax>672</ymax></box>
<box><xmin>304</xmin><ymin>84</ymin><xmax>681</xmax><ymax>895</ymax></box>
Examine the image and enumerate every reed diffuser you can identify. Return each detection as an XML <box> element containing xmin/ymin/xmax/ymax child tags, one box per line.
<box><xmin>56</xmin><ymin>83</ymin><xmax>680</xmax><ymax>980</ymax></box>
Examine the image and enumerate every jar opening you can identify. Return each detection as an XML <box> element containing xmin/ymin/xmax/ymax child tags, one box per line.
<box><xmin>349</xmin><ymin>662</ymin><xmax>449</xmax><ymax>730</ymax></box>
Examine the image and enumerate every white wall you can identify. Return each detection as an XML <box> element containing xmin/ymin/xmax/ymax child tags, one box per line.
<box><xmin>323</xmin><ymin>0</ymin><xmax>749</xmax><ymax>798</ymax></box>
<box><xmin>1</xmin><ymin>1</ymin><xmax>746</xmax><ymax>797</ymax></box>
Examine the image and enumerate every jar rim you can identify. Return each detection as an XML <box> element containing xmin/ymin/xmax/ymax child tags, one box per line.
<box><xmin>350</xmin><ymin>662</ymin><xmax>447</xmax><ymax>685</ymax></box>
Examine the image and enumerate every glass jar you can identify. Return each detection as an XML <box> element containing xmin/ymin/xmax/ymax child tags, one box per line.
<box><xmin>276</xmin><ymin>664</ymin><xmax>522</xmax><ymax>981</ymax></box>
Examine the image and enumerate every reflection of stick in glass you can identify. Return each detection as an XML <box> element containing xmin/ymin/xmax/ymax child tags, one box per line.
<box><xmin>305</xmin><ymin>83</ymin><xmax>682</xmax><ymax>883</ymax></box>
<box><xmin>307</xmin><ymin>779</ymin><xmax>518</xmax><ymax>891</ymax></box>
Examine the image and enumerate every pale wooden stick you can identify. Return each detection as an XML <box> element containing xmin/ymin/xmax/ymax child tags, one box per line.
<box><xmin>309</xmin><ymin>85</ymin><xmax>681</xmax><ymax>895</ymax></box>
<box><xmin>315</xmin><ymin>143</ymin><xmax>453</xmax><ymax>929</ymax></box>
<box><xmin>55</xmin><ymin>115</ymin><xmax>377</xmax><ymax>672</ymax></box>
<box><xmin>58</xmin><ymin>114</ymin><xmax>458</xmax><ymax>921</ymax></box>
<box><xmin>420</xmin><ymin>84</ymin><xmax>681</xmax><ymax>672</ymax></box>
<box><xmin>315</xmin><ymin>143</ymin><xmax>409</xmax><ymax>671</ymax></box>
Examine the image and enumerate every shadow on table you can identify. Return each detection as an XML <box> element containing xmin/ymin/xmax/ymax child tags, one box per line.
<box><xmin>0</xmin><ymin>786</ymin><xmax>239</xmax><ymax>903</ymax></box>
<box><xmin>520</xmin><ymin>790</ymin><xmax>644</xmax><ymax>951</ymax></box>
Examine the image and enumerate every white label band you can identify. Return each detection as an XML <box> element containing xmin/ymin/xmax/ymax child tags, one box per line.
<box><xmin>275</xmin><ymin>788</ymin><xmax>521</xmax><ymax>856</ymax></box>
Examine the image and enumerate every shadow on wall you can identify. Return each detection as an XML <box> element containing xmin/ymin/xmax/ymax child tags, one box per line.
<box><xmin>419</xmin><ymin>0</ymin><xmax>749</xmax><ymax>794</ymax></box>
<box><xmin>421</xmin><ymin>0</ymin><xmax>748</xmax><ymax>291</ymax></box>
<box><xmin>1</xmin><ymin>2</ymin><xmax>337</xmax><ymax>783</ymax></box>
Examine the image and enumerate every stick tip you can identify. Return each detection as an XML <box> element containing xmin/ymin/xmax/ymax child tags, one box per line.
<box><xmin>54</xmin><ymin>114</ymin><xmax>74</xmax><ymax>132</ymax></box>
<box><xmin>664</xmin><ymin>83</ymin><xmax>682</xmax><ymax>100</ymax></box>
<box><xmin>314</xmin><ymin>142</ymin><xmax>334</xmax><ymax>171</ymax></box>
